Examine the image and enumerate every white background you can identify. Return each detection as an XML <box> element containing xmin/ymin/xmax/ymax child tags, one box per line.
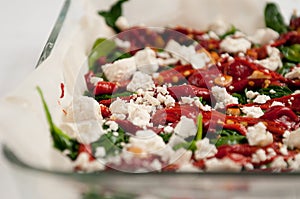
<box><xmin>0</xmin><ymin>0</ymin><xmax>63</xmax><ymax>198</ymax></box>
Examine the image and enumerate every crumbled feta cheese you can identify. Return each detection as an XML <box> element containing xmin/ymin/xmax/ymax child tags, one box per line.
<box><xmin>134</xmin><ymin>47</ymin><xmax>159</xmax><ymax>74</ymax></box>
<box><xmin>205</xmin><ymin>157</ymin><xmax>242</xmax><ymax>172</ymax></box>
<box><xmin>102</xmin><ymin>57</ymin><xmax>136</xmax><ymax>82</ymax></box>
<box><xmin>252</xmin><ymin>149</ymin><xmax>267</xmax><ymax>163</ymax></box>
<box><xmin>114</xmin><ymin>38</ymin><xmax>131</xmax><ymax>49</ymax></box>
<box><xmin>143</xmin><ymin>93</ymin><xmax>160</xmax><ymax>106</ymax></box>
<box><xmin>109</xmin><ymin>98</ymin><xmax>128</xmax><ymax>115</ymax></box>
<box><xmin>105</xmin><ymin>120</ymin><xmax>119</xmax><ymax>131</ymax></box>
<box><xmin>220</xmin><ymin>37</ymin><xmax>251</xmax><ymax>53</ymax></box>
<box><xmin>127</xmin><ymin>71</ymin><xmax>154</xmax><ymax>92</ymax></box>
<box><xmin>270</xmin><ymin>156</ymin><xmax>287</xmax><ymax>169</ymax></box>
<box><xmin>62</xmin><ymin>96</ymin><xmax>104</xmax><ymax>144</ymax></box>
<box><xmin>208</xmin><ymin>19</ymin><xmax>231</xmax><ymax>35</ymax></box>
<box><xmin>246</xmin><ymin>122</ymin><xmax>273</xmax><ymax>147</ymax></box>
<box><xmin>90</xmin><ymin>76</ymin><xmax>103</xmax><ymax>86</ymax></box>
<box><xmin>164</xmin><ymin>126</ymin><xmax>173</xmax><ymax>133</ymax></box>
<box><xmin>241</xmin><ymin>106</ymin><xmax>264</xmax><ymax>118</ymax></box>
<box><xmin>164</xmin><ymin>40</ymin><xmax>210</xmax><ymax>68</ymax></box>
<box><xmin>181</xmin><ymin>96</ymin><xmax>194</xmax><ymax>104</ymax></box>
<box><xmin>157</xmin><ymin>51</ymin><xmax>171</xmax><ymax>59</ymax></box>
<box><xmin>74</xmin><ymin>153</ymin><xmax>104</xmax><ymax>172</ymax></box>
<box><xmin>269</xmin><ymin>89</ymin><xmax>276</xmax><ymax>94</ymax></box>
<box><xmin>211</xmin><ymin>86</ymin><xmax>238</xmax><ymax>109</ymax></box>
<box><xmin>164</xmin><ymin>95</ymin><xmax>175</xmax><ymax>107</ymax></box>
<box><xmin>255</xmin><ymin>46</ymin><xmax>282</xmax><ymax>71</ymax></box>
<box><xmin>246</xmin><ymin>90</ymin><xmax>259</xmax><ymax>99</ymax></box>
<box><xmin>157</xmin><ymin>57</ymin><xmax>179</xmax><ymax>66</ymax></box>
<box><xmin>194</xmin><ymin>97</ymin><xmax>212</xmax><ymax>111</ymax></box>
<box><xmin>266</xmin><ymin>148</ymin><xmax>277</xmax><ymax>159</ymax></box>
<box><xmin>190</xmin><ymin>52</ymin><xmax>211</xmax><ymax>69</ymax></box>
<box><xmin>174</xmin><ymin>116</ymin><xmax>197</xmax><ymax>139</ymax></box>
<box><xmin>150</xmin><ymin>159</ymin><xmax>162</xmax><ymax>171</ymax></box>
<box><xmin>288</xmin><ymin>154</ymin><xmax>300</xmax><ymax>170</ymax></box>
<box><xmin>95</xmin><ymin>147</ymin><xmax>106</xmax><ymax>158</ymax></box>
<box><xmin>156</xmin><ymin>86</ymin><xmax>169</xmax><ymax>95</ymax></box>
<box><xmin>110</xmin><ymin>113</ymin><xmax>126</xmax><ymax>120</ymax></box>
<box><xmin>127</xmin><ymin>103</ymin><xmax>151</xmax><ymax>127</ymax></box>
<box><xmin>244</xmin><ymin>163</ymin><xmax>254</xmax><ymax>170</ymax></box>
<box><xmin>270</xmin><ymin>101</ymin><xmax>284</xmax><ymax>107</ymax></box>
<box><xmin>208</xmin><ymin>31</ymin><xmax>219</xmax><ymax>40</ymax></box>
<box><xmin>248</xmin><ymin>28</ymin><xmax>279</xmax><ymax>45</ymax></box>
<box><xmin>157</xmin><ymin>93</ymin><xmax>167</xmax><ymax>103</ymax></box>
<box><xmin>279</xmin><ymin>145</ymin><xmax>288</xmax><ymax>156</ymax></box>
<box><xmin>167</xmin><ymin>134</ymin><xmax>187</xmax><ymax>148</ymax></box>
<box><xmin>115</xmin><ymin>16</ymin><xmax>129</xmax><ymax>30</ymax></box>
<box><xmin>283</xmin><ymin>128</ymin><xmax>300</xmax><ymax>149</ymax></box>
<box><xmin>129</xmin><ymin>130</ymin><xmax>166</xmax><ymax>154</ymax></box>
<box><xmin>169</xmin><ymin>148</ymin><xmax>192</xmax><ymax>166</ymax></box>
<box><xmin>253</xmin><ymin>94</ymin><xmax>271</xmax><ymax>104</ymax></box>
<box><xmin>285</xmin><ymin>67</ymin><xmax>300</xmax><ymax>80</ymax></box>
<box><xmin>194</xmin><ymin>138</ymin><xmax>217</xmax><ymax>160</ymax></box>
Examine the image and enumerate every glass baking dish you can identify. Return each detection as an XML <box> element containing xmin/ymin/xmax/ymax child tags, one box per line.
<box><xmin>2</xmin><ymin>0</ymin><xmax>300</xmax><ymax>198</ymax></box>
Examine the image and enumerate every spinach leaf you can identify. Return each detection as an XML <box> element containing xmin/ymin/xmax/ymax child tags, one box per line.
<box><xmin>280</xmin><ymin>44</ymin><xmax>300</xmax><ymax>62</ymax></box>
<box><xmin>219</xmin><ymin>25</ymin><xmax>237</xmax><ymax>39</ymax></box>
<box><xmin>91</xmin><ymin>125</ymin><xmax>129</xmax><ymax>157</ymax></box>
<box><xmin>95</xmin><ymin>91</ymin><xmax>134</xmax><ymax>101</ymax></box>
<box><xmin>277</xmin><ymin>62</ymin><xmax>296</xmax><ymax>76</ymax></box>
<box><xmin>89</xmin><ymin>38</ymin><xmax>116</xmax><ymax>72</ymax></box>
<box><xmin>159</xmin><ymin>132</ymin><xmax>173</xmax><ymax>143</ymax></box>
<box><xmin>258</xmin><ymin>85</ymin><xmax>292</xmax><ymax>99</ymax></box>
<box><xmin>264</xmin><ymin>3</ymin><xmax>287</xmax><ymax>34</ymax></box>
<box><xmin>232</xmin><ymin>92</ymin><xmax>247</xmax><ymax>105</ymax></box>
<box><xmin>215</xmin><ymin>129</ymin><xmax>247</xmax><ymax>147</ymax></box>
<box><xmin>98</xmin><ymin>0</ymin><xmax>129</xmax><ymax>33</ymax></box>
<box><xmin>37</xmin><ymin>87</ymin><xmax>79</xmax><ymax>160</ymax></box>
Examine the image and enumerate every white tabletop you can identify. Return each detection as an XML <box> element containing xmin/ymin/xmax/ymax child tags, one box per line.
<box><xmin>0</xmin><ymin>0</ymin><xmax>63</xmax><ymax>198</ymax></box>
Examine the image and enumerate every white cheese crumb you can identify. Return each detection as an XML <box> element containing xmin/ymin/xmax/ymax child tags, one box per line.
<box><xmin>208</xmin><ymin>19</ymin><xmax>231</xmax><ymax>35</ymax></box>
<box><xmin>285</xmin><ymin>67</ymin><xmax>300</xmax><ymax>80</ymax></box>
<box><xmin>194</xmin><ymin>138</ymin><xmax>217</xmax><ymax>160</ymax></box>
<box><xmin>102</xmin><ymin>57</ymin><xmax>136</xmax><ymax>82</ymax></box>
<box><xmin>115</xmin><ymin>16</ymin><xmax>129</xmax><ymax>30</ymax></box>
<box><xmin>105</xmin><ymin>120</ymin><xmax>119</xmax><ymax>131</ymax></box>
<box><xmin>95</xmin><ymin>147</ymin><xmax>106</xmax><ymax>158</ymax></box>
<box><xmin>164</xmin><ymin>95</ymin><xmax>175</xmax><ymax>107</ymax></box>
<box><xmin>283</xmin><ymin>128</ymin><xmax>300</xmax><ymax>149</ymax></box>
<box><xmin>270</xmin><ymin>156</ymin><xmax>287</xmax><ymax>169</ymax></box>
<box><xmin>205</xmin><ymin>158</ymin><xmax>242</xmax><ymax>172</ymax></box>
<box><xmin>127</xmin><ymin>71</ymin><xmax>154</xmax><ymax>92</ymax></box>
<box><xmin>114</xmin><ymin>38</ymin><xmax>131</xmax><ymax>49</ymax></box>
<box><xmin>279</xmin><ymin>145</ymin><xmax>288</xmax><ymax>156</ymax></box>
<box><xmin>129</xmin><ymin>130</ymin><xmax>166</xmax><ymax>154</ymax></box>
<box><xmin>241</xmin><ymin>106</ymin><xmax>264</xmax><ymax>118</ymax></box>
<box><xmin>164</xmin><ymin>126</ymin><xmax>174</xmax><ymax>133</ymax></box>
<box><xmin>143</xmin><ymin>93</ymin><xmax>161</xmax><ymax>106</ymax></box>
<box><xmin>269</xmin><ymin>89</ymin><xmax>276</xmax><ymax>94</ymax></box>
<box><xmin>246</xmin><ymin>122</ymin><xmax>273</xmax><ymax>147</ymax></box>
<box><xmin>181</xmin><ymin>96</ymin><xmax>194</xmax><ymax>104</ymax></box>
<box><xmin>74</xmin><ymin>153</ymin><xmax>104</xmax><ymax>172</ymax></box>
<box><xmin>255</xmin><ymin>46</ymin><xmax>282</xmax><ymax>71</ymax></box>
<box><xmin>109</xmin><ymin>98</ymin><xmax>128</xmax><ymax>115</ymax></box>
<box><xmin>134</xmin><ymin>47</ymin><xmax>159</xmax><ymax>74</ymax></box>
<box><xmin>174</xmin><ymin>116</ymin><xmax>197</xmax><ymax>139</ymax></box>
<box><xmin>220</xmin><ymin>37</ymin><xmax>251</xmax><ymax>53</ymax></box>
<box><xmin>246</xmin><ymin>90</ymin><xmax>259</xmax><ymax>99</ymax></box>
<box><xmin>253</xmin><ymin>94</ymin><xmax>271</xmax><ymax>104</ymax></box>
<box><xmin>127</xmin><ymin>103</ymin><xmax>151</xmax><ymax>127</ymax></box>
<box><xmin>252</xmin><ymin>149</ymin><xmax>267</xmax><ymax>163</ymax></box>
<box><xmin>90</xmin><ymin>76</ymin><xmax>103</xmax><ymax>86</ymax></box>
<box><xmin>169</xmin><ymin>148</ymin><xmax>192</xmax><ymax>167</ymax></box>
<box><xmin>164</xmin><ymin>40</ymin><xmax>210</xmax><ymax>68</ymax></box>
<box><xmin>211</xmin><ymin>86</ymin><xmax>238</xmax><ymax>109</ymax></box>
<box><xmin>64</xmin><ymin>96</ymin><xmax>104</xmax><ymax>144</ymax></box>
<box><xmin>270</xmin><ymin>101</ymin><xmax>284</xmax><ymax>107</ymax></box>
<box><xmin>248</xmin><ymin>28</ymin><xmax>279</xmax><ymax>45</ymax></box>
<box><xmin>288</xmin><ymin>154</ymin><xmax>300</xmax><ymax>170</ymax></box>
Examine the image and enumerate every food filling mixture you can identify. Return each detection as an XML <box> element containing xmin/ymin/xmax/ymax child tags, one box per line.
<box><xmin>39</xmin><ymin>1</ymin><xmax>300</xmax><ymax>173</ymax></box>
